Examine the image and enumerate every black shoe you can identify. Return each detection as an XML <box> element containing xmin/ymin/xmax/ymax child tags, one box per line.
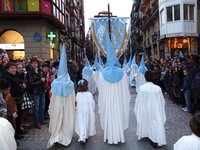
<box><xmin>149</xmin><ymin>140</ymin><xmax>158</xmax><ymax>149</ymax></box>
<box><xmin>15</xmin><ymin>134</ymin><xmax>24</xmax><ymax>140</ymax></box>
<box><xmin>80</xmin><ymin>141</ymin><xmax>85</xmax><ymax>146</ymax></box>
<box><xmin>17</xmin><ymin>130</ymin><xmax>28</xmax><ymax>134</ymax></box>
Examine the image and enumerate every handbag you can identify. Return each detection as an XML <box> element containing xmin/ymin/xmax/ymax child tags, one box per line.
<box><xmin>21</xmin><ymin>92</ymin><xmax>34</xmax><ymax>110</ymax></box>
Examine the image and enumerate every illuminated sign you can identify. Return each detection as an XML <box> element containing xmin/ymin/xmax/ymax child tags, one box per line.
<box><xmin>169</xmin><ymin>38</ymin><xmax>189</xmax><ymax>49</ymax></box>
<box><xmin>47</xmin><ymin>32</ymin><xmax>56</xmax><ymax>41</ymax></box>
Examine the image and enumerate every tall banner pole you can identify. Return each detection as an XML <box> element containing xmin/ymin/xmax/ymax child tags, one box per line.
<box><xmin>108</xmin><ymin>4</ymin><xmax>111</xmax><ymax>40</ymax></box>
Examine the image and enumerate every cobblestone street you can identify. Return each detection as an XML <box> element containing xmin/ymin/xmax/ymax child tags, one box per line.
<box><xmin>17</xmin><ymin>87</ymin><xmax>192</xmax><ymax>150</ymax></box>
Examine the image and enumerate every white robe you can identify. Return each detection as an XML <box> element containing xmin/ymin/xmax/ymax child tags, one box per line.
<box><xmin>174</xmin><ymin>134</ymin><xmax>200</xmax><ymax>150</ymax></box>
<box><xmin>75</xmin><ymin>92</ymin><xmax>96</xmax><ymax>142</ymax></box>
<box><xmin>135</xmin><ymin>72</ymin><xmax>146</xmax><ymax>93</ymax></box>
<box><xmin>134</xmin><ymin>82</ymin><xmax>167</xmax><ymax>146</ymax></box>
<box><xmin>97</xmin><ymin>73</ymin><xmax>130</xmax><ymax>144</ymax></box>
<box><xmin>47</xmin><ymin>91</ymin><xmax>75</xmax><ymax>148</ymax></box>
<box><xmin>93</xmin><ymin>70</ymin><xmax>100</xmax><ymax>82</ymax></box>
<box><xmin>83</xmin><ymin>73</ymin><xmax>96</xmax><ymax>94</ymax></box>
<box><xmin>0</xmin><ymin>117</ymin><xmax>17</xmax><ymax>150</ymax></box>
<box><xmin>129</xmin><ymin>66</ymin><xmax>138</xmax><ymax>87</ymax></box>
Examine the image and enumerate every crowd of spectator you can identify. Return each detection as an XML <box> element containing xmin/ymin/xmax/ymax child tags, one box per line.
<box><xmin>145</xmin><ymin>54</ymin><xmax>200</xmax><ymax>114</ymax></box>
<box><xmin>0</xmin><ymin>47</ymin><xmax>200</xmax><ymax>145</ymax></box>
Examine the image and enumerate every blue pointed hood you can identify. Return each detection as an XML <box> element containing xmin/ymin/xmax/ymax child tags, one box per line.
<box><xmin>99</xmin><ymin>57</ymin><xmax>104</xmax><ymax>65</ymax></box>
<box><xmin>101</xmin><ymin>32</ymin><xmax>124</xmax><ymax>83</ymax></box>
<box><xmin>131</xmin><ymin>54</ymin><xmax>138</xmax><ymax>68</ymax></box>
<box><xmin>51</xmin><ymin>44</ymin><xmax>74</xmax><ymax>96</ymax></box>
<box><xmin>92</xmin><ymin>53</ymin><xmax>100</xmax><ymax>70</ymax></box>
<box><xmin>82</xmin><ymin>55</ymin><xmax>93</xmax><ymax>76</ymax></box>
<box><xmin>138</xmin><ymin>54</ymin><xmax>147</xmax><ymax>74</ymax></box>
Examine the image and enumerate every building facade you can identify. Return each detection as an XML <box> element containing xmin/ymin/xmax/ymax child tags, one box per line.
<box><xmin>130</xmin><ymin>0</ymin><xmax>199</xmax><ymax>59</ymax></box>
<box><xmin>159</xmin><ymin>0</ymin><xmax>198</xmax><ymax>57</ymax></box>
<box><xmin>140</xmin><ymin>0</ymin><xmax>160</xmax><ymax>59</ymax></box>
<box><xmin>0</xmin><ymin>0</ymin><xmax>85</xmax><ymax>60</ymax></box>
<box><xmin>129</xmin><ymin>0</ymin><xmax>142</xmax><ymax>57</ymax></box>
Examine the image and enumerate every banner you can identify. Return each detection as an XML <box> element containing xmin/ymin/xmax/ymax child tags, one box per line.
<box><xmin>27</xmin><ymin>0</ymin><xmax>39</xmax><ymax>11</ymax></box>
<box><xmin>14</xmin><ymin>0</ymin><xmax>27</xmax><ymax>12</ymax></box>
<box><xmin>92</xmin><ymin>17</ymin><xmax>127</xmax><ymax>57</ymax></box>
<box><xmin>1</xmin><ymin>0</ymin><xmax>14</xmax><ymax>12</ymax></box>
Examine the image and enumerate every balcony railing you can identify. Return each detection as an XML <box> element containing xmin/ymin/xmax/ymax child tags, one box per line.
<box><xmin>151</xmin><ymin>1</ymin><xmax>158</xmax><ymax>15</ymax></box>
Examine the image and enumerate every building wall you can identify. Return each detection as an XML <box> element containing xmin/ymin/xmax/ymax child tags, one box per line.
<box><xmin>0</xmin><ymin>19</ymin><xmax>58</xmax><ymax>59</ymax></box>
<box><xmin>159</xmin><ymin>0</ymin><xmax>197</xmax><ymax>37</ymax></box>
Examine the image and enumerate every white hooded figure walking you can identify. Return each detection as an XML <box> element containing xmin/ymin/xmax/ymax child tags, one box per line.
<box><xmin>129</xmin><ymin>54</ymin><xmax>138</xmax><ymax>87</ymax></box>
<box><xmin>97</xmin><ymin>33</ymin><xmax>130</xmax><ymax>144</ymax></box>
<box><xmin>122</xmin><ymin>57</ymin><xmax>129</xmax><ymax>72</ymax></box>
<box><xmin>135</xmin><ymin>54</ymin><xmax>147</xmax><ymax>93</ymax></box>
<box><xmin>134</xmin><ymin>71</ymin><xmax>167</xmax><ymax>148</ymax></box>
<box><xmin>75</xmin><ymin>79</ymin><xmax>96</xmax><ymax>146</ymax></box>
<box><xmin>47</xmin><ymin>44</ymin><xmax>75</xmax><ymax>148</ymax></box>
<box><xmin>92</xmin><ymin>53</ymin><xmax>101</xmax><ymax>82</ymax></box>
<box><xmin>82</xmin><ymin>56</ymin><xmax>96</xmax><ymax>94</ymax></box>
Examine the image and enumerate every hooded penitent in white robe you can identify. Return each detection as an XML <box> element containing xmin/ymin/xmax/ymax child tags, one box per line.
<box><xmin>135</xmin><ymin>72</ymin><xmax>146</xmax><ymax>93</ymax></box>
<box><xmin>47</xmin><ymin>91</ymin><xmax>75</xmax><ymax>148</ymax></box>
<box><xmin>97</xmin><ymin>73</ymin><xmax>130</xmax><ymax>144</ymax></box>
<box><xmin>174</xmin><ymin>134</ymin><xmax>200</xmax><ymax>150</ymax></box>
<box><xmin>83</xmin><ymin>73</ymin><xmax>96</xmax><ymax>94</ymax></box>
<box><xmin>129</xmin><ymin>66</ymin><xmax>138</xmax><ymax>87</ymax></box>
<box><xmin>93</xmin><ymin>70</ymin><xmax>100</xmax><ymax>82</ymax></box>
<box><xmin>0</xmin><ymin>117</ymin><xmax>17</xmax><ymax>150</ymax></box>
<box><xmin>75</xmin><ymin>91</ymin><xmax>96</xmax><ymax>142</ymax></box>
<box><xmin>134</xmin><ymin>82</ymin><xmax>167</xmax><ymax>146</ymax></box>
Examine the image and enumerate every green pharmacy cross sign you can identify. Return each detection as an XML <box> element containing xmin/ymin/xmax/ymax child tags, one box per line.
<box><xmin>47</xmin><ymin>32</ymin><xmax>56</xmax><ymax>40</ymax></box>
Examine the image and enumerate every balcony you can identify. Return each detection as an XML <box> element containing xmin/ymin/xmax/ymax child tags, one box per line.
<box><xmin>151</xmin><ymin>1</ymin><xmax>158</xmax><ymax>15</ymax></box>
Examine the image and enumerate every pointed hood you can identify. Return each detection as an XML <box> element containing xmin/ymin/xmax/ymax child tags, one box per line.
<box><xmin>82</xmin><ymin>55</ymin><xmax>93</xmax><ymax>76</ymax></box>
<box><xmin>123</xmin><ymin>57</ymin><xmax>127</xmax><ymax>66</ymax></box>
<box><xmin>92</xmin><ymin>53</ymin><xmax>100</xmax><ymax>70</ymax></box>
<box><xmin>138</xmin><ymin>54</ymin><xmax>147</xmax><ymax>74</ymax></box>
<box><xmin>128</xmin><ymin>55</ymin><xmax>132</xmax><ymax>68</ymax></box>
<box><xmin>101</xmin><ymin>32</ymin><xmax>124</xmax><ymax>83</ymax></box>
<box><xmin>51</xmin><ymin>44</ymin><xmax>74</xmax><ymax>96</ymax></box>
<box><xmin>99</xmin><ymin>57</ymin><xmax>104</xmax><ymax>65</ymax></box>
<box><xmin>131</xmin><ymin>54</ymin><xmax>138</xmax><ymax>68</ymax></box>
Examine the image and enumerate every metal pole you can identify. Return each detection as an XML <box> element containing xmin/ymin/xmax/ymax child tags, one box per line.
<box><xmin>108</xmin><ymin>4</ymin><xmax>111</xmax><ymax>40</ymax></box>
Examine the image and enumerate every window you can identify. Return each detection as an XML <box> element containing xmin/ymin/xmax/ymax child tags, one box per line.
<box><xmin>174</xmin><ymin>5</ymin><xmax>180</xmax><ymax>20</ymax></box>
<box><xmin>167</xmin><ymin>6</ymin><xmax>173</xmax><ymax>21</ymax></box>
<box><xmin>189</xmin><ymin>5</ymin><xmax>194</xmax><ymax>20</ymax></box>
<box><xmin>184</xmin><ymin>4</ymin><xmax>188</xmax><ymax>20</ymax></box>
<box><xmin>184</xmin><ymin>4</ymin><xmax>195</xmax><ymax>21</ymax></box>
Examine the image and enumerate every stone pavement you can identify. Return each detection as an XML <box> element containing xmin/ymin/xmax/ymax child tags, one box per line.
<box><xmin>17</xmin><ymin>87</ymin><xmax>191</xmax><ymax>150</ymax></box>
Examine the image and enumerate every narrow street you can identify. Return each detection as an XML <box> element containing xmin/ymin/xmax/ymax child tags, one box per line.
<box><xmin>17</xmin><ymin>87</ymin><xmax>191</xmax><ymax>150</ymax></box>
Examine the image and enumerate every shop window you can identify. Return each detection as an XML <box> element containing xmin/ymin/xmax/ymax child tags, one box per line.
<box><xmin>167</xmin><ymin>6</ymin><xmax>173</xmax><ymax>21</ymax></box>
